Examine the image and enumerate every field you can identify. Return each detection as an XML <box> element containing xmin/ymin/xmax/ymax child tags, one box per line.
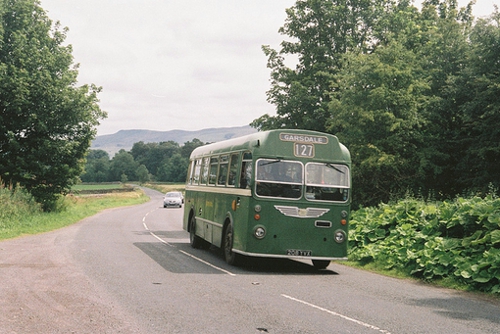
<box><xmin>72</xmin><ymin>183</ymin><xmax>124</xmax><ymax>191</ymax></box>
<box><xmin>71</xmin><ymin>183</ymin><xmax>135</xmax><ymax>195</ymax></box>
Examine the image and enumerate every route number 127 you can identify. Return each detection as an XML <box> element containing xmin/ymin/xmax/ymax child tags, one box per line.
<box><xmin>294</xmin><ymin>143</ymin><xmax>314</xmax><ymax>157</ymax></box>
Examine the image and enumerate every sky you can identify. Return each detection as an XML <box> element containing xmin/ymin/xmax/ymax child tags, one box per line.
<box><xmin>40</xmin><ymin>0</ymin><xmax>499</xmax><ymax>136</ymax></box>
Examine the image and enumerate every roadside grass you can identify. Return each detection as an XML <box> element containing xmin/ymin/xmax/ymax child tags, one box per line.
<box><xmin>340</xmin><ymin>260</ymin><xmax>412</xmax><ymax>280</ymax></box>
<box><xmin>144</xmin><ymin>183</ymin><xmax>185</xmax><ymax>194</ymax></box>
<box><xmin>0</xmin><ymin>188</ymin><xmax>148</xmax><ymax>241</ymax></box>
<box><xmin>341</xmin><ymin>260</ymin><xmax>472</xmax><ymax>290</ymax></box>
<box><xmin>340</xmin><ymin>260</ymin><xmax>500</xmax><ymax>303</ymax></box>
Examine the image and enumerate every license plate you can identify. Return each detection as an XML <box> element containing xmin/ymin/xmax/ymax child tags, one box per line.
<box><xmin>286</xmin><ymin>249</ymin><xmax>312</xmax><ymax>256</ymax></box>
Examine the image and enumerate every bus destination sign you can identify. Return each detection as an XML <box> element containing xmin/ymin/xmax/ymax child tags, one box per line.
<box><xmin>280</xmin><ymin>133</ymin><xmax>328</xmax><ymax>158</ymax></box>
<box><xmin>279</xmin><ymin>133</ymin><xmax>329</xmax><ymax>144</ymax></box>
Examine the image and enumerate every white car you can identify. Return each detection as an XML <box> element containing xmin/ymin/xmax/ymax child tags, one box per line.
<box><xmin>163</xmin><ymin>191</ymin><xmax>183</xmax><ymax>208</ymax></box>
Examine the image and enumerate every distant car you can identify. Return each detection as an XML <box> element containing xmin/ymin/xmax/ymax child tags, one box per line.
<box><xmin>163</xmin><ymin>191</ymin><xmax>183</xmax><ymax>208</ymax></box>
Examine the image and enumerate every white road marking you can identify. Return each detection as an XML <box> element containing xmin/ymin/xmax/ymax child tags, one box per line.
<box><xmin>150</xmin><ymin>230</ymin><xmax>176</xmax><ymax>247</ymax></box>
<box><xmin>281</xmin><ymin>294</ymin><xmax>391</xmax><ymax>334</ymax></box>
<box><xmin>179</xmin><ymin>250</ymin><xmax>236</xmax><ymax>276</ymax></box>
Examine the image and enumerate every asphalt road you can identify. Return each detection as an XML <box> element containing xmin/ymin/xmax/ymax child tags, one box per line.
<box><xmin>1</xmin><ymin>187</ymin><xmax>499</xmax><ymax>333</ymax></box>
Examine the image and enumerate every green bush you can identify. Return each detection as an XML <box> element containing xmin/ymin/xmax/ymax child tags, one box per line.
<box><xmin>349</xmin><ymin>195</ymin><xmax>500</xmax><ymax>294</ymax></box>
<box><xmin>0</xmin><ymin>185</ymin><xmax>42</xmax><ymax>231</ymax></box>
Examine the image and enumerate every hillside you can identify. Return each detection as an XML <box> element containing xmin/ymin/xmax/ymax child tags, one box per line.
<box><xmin>91</xmin><ymin>125</ymin><xmax>257</xmax><ymax>156</ymax></box>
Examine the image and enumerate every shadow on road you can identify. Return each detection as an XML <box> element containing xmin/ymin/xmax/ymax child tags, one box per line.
<box><xmin>409</xmin><ymin>295</ymin><xmax>500</xmax><ymax>325</ymax></box>
<box><xmin>134</xmin><ymin>241</ymin><xmax>340</xmax><ymax>276</ymax></box>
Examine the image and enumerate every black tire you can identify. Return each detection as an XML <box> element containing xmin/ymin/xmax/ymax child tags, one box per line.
<box><xmin>189</xmin><ymin>215</ymin><xmax>203</xmax><ymax>249</ymax></box>
<box><xmin>312</xmin><ymin>260</ymin><xmax>330</xmax><ymax>270</ymax></box>
<box><xmin>223</xmin><ymin>223</ymin><xmax>241</xmax><ymax>266</ymax></box>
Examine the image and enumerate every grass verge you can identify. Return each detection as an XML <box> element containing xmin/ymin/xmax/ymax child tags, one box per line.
<box><xmin>340</xmin><ymin>260</ymin><xmax>500</xmax><ymax>302</ymax></box>
<box><xmin>0</xmin><ymin>189</ymin><xmax>149</xmax><ymax>241</ymax></box>
<box><xmin>144</xmin><ymin>183</ymin><xmax>185</xmax><ymax>194</ymax></box>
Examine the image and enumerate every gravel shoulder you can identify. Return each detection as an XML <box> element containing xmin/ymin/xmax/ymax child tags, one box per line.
<box><xmin>0</xmin><ymin>213</ymin><xmax>143</xmax><ymax>334</ymax></box>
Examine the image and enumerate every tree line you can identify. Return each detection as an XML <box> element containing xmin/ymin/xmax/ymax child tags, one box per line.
<box><xmin>81</xmin><ymin>139</ymin><xmax>205</xmax><ymax>184</ymax></box>
<box><xmin>252</xmin><ymin>0</ymin><xmax>500</xmax><ymax>208</ymax></box>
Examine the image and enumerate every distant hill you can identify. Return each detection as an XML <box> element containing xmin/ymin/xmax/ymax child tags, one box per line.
<box><xmin>91</xmin><ymin>125</ymin><xmax>258</xmax><ymax>156</ymax></box>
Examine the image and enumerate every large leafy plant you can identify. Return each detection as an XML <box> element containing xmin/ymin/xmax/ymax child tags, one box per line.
<box><xmin>349</xmin><ymin>194</ymin><xmax>500</xmax><ymax>293</ymax></box>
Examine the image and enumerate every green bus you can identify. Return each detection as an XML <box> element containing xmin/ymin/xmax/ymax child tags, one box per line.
<box><xmin>183</xmin><ymin>129</ymin><xmax>351</xmax><ymax>269</ymax></box>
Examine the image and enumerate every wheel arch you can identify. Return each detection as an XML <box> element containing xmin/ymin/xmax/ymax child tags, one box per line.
<box><xmin>219</xmin><ymin>213</ymin><xmax>233</xmax><ymax>248</ymax></box>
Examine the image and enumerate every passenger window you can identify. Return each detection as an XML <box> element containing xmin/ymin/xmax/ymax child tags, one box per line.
<box><xmin>200</xmin><ymin>157</ymin><xmax>210</xmax><ymax>185</ymax></box>
<box><xmin>218</xmin><ymin>155</ymin><xmax>229</xmax><ymax>185</ymax></box>
<box><xmin>187</xmin><ymin>160</ymin><xmax>194</xmax><ymax>185</ymax></box>
<box><xmin>193</xmin><ymin>159</ymin><xmax>202</xmax><ymax>185</ymax></box>
<box><xmin>209</xmin><ymin>157</ymin><xmax>218</xmax><ymax>185</ymax></box>
<box><xmin>239</xmin><ymin>152</ymin><xmax>252</xmax><ymax>189</ymax></box>
<box><xmin>227</xmin><ymin>154</ymin><xmax>239</xmax><ymax>187</ymax></box>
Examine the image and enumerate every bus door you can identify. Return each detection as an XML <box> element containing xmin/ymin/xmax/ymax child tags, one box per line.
<box><xmin>192</xmin><ymin>157</ymin><xmax>209</xmax><ymax>240</ymax></box>
<box><xmin>199</xmin><ymin>155</ymin><xmax>221</xmax><ymax>243</ymax></box>
<box><xmin>209</xmin><ymin>154</ymin><xmax>229</xmax><ymax>244</ymax></box>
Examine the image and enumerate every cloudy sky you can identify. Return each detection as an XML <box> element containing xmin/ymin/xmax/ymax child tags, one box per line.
<box><xmin>40</xmin><ymin>0</ymin><xmax>499</xmax><ymax>136</ymax></box>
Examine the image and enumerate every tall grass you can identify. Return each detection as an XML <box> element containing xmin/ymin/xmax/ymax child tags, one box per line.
<box><xmin>0</xmin><ymin>185</ymin><xmax>148</xmax><ymax>241</ymax></box>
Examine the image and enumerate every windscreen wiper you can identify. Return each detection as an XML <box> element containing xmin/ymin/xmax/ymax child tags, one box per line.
<box><xmin>260</xmin><ymin>159</ymin><xmax>282</xmax><ymax>166</ymax></box>
<box><xmin>326</xmin><ymin>163</ymin><xmax>345</xmax><ymax>174</ymax></box>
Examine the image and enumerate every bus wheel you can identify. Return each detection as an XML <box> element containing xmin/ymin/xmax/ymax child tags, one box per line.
<box><xmin>189</xmin><ymin>215</ymin><xmax>203</xmax><ymax>249</ymax></box>
<box><xmin>312</xmin><ymin>260</ymin><xmax>330</xmax><ymax>270</ymax></box>
<box><xmin>223</xmin><ymin>223</ymin><xmax>240</xmax><ymax>266</ymax></box>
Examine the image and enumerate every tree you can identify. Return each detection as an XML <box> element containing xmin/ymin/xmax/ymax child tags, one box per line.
<box><xmin>251</xmin><ymin>0</ymin><xmax>387</xmax><ymax>131</ymax></box>
<box><xmin>0</xmin><ymin>0</ymin><xmax>106</xmax><ymax>210</ymax></box>
<box><xmin>130</xmin><ymin>141</ymin><xmax>179</xmax><ymax>177</ymax></box>
<box><xmin>414</xmin><ymin>0</ymin><xmax>475</xmax><ymax>197</ymax></box>
<box><xmin>80</xmin><ymin>149</ymin><xmax>110</xmax><ymax>182</ymax></box>
<box><xmin>451</xmin><ymin>9</ymin><xmax>500</xmax><ymax>193</ymax></box>
<box><xmin>158</xmin><ymin>153</ymin><xmax>188</xmax><ymax>182</ymax></box>
<box><xmin>328</xmin><ymin>39</ymin><xmax>431</xmax><ymax>205</ymax></box>
<box><xmin>327</xmin><ymin>0</ymin><xmax>478</xmax><ymax>206</ymax></box>
<box><xmin>136</xmin><ymin>164</ymin><xmax>150</xmax><ymax>183</ymax></box>
<box><xmin>180</xmin><ymin>138</ymin><xmax>205</xmax><ymax>159</ymax></box>
<box><xmin>251</xmin><ymin>0</ymin><xmax>487</xmax><ymax>207</ymax></box>
<box><xmin>109</xmin><ymin>150</ymin><xmax>138</xmax><ymax>182</ymax></box>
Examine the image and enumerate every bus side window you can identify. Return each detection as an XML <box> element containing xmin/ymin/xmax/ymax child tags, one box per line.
<box><xmin>209</xmin><ymin>157</ymin><xmax>218</xmax><ymax>185</ymax></box>
<box><xmin>193</xmin><ymin>159</ymin><xmax>202</xmax><ymax>185</ymax></box>
<box><xmin>200</xmin><ymin>157</ymin><xmax>210</xmax><ymax>185</ymax></box>
<box><xmin>227</xmin><ymin>153</ymin><xmax>239</xmax><ymax>187</ymax></box>
<box><xmin>218</xmin><ymin>155</ymin><xmax>229</xmax><ymax>185</ymax></box>
<box><xmin>239</xmin><ymin>152</ymin><xmax>252</xmax><ymax>189</ymax></box>
<box><xmin>187</xmin><ymin>160</ymin><xmax>194</xmax><ymax>184</ymax></box>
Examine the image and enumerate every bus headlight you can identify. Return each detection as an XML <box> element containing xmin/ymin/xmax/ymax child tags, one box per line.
<box><xmin>334</xmin><ymin>230</ymin><xmax>346</xmax><ymax>243</ymax></box>
<box><xmin>254</xmin><ymin>226</ymin><xmax>266</xmax><ymax>239</ymax></box>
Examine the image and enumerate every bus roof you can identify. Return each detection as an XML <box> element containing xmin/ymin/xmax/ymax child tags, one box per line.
<box><xmin>189</xmin><ymin>129</ymin><xmax>350</xmax><ymax>164</ymax></box>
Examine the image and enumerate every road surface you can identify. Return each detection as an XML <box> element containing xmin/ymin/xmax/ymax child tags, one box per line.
<box><xmin>1</xmin><ymin>188</ymin><xmax>499</xmax><ymax>333</ymax></box>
